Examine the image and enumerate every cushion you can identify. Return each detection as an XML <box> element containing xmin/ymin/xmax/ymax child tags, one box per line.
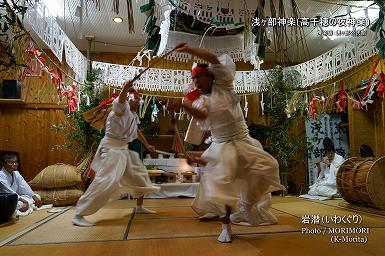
<box><xmin>29</xmin><ymin>164</ymin><xmax>82</xmax><ymax>189</ymax></box>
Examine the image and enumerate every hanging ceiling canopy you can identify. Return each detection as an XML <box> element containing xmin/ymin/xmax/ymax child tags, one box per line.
<box><xmin>37</xmin><ymin>0</ymin><xmax>378</xmax><ymax>65</ymax></box>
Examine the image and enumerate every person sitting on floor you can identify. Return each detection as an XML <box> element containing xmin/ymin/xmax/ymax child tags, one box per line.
<box><xmin>308</xmin><ymin>138</ymin><xmax>345</xmax><ymax>198</ymax></box>
<box><xmin>359</xmin><ymin>144</ymin><xmax>374</xmax><ymax>157</ymax></box>
<box><xmin>0</xmin><ymin>153</ymin><xmax>42</xmax><ymax>216</ymax></box>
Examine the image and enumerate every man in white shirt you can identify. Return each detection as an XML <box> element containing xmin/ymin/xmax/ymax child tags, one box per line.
<box><xmin>0</xmin><ymin>153</ymin><xmax>42</xmax><ymax>214</ymax></box>
<box><xmin>308</xmin><ymin>139</ymin><xmax>345</xmax><ymax>197</ymax></box>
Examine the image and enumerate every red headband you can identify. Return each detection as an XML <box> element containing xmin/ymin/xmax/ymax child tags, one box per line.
<box><xmin>191</xmin><ymin>66</ymin><xmax>210</xmax><ymax>77</ymax></box>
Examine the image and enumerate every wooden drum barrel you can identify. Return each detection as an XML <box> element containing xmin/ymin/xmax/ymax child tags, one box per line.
<box><xmin>336</xmin><ymin>157</ymin><xmax>385</xmax><ymax>210</ymax></box>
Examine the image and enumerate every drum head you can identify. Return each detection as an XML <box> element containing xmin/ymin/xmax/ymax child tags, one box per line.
<box><xmin>367</xmin><ymin>156</ymin><xmax>385</xmax><ymax>210</ymax></box>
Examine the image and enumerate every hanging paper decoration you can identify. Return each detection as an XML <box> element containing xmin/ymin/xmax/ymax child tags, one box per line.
<box><xmin>309</xmin><ymin>96</ymin><xmax>323</xmax><ymax>120</ymax></box>
<box><xmin>376</xmin><ymin>71</ymin><xmax>385</xmax><ymax>99</ymax></box>
<box><xmin>139</xmin><ymin>95</ymin><xmax>152</xmax><ymax>118</ymax></box>
<box><xmin>260</xmin><ymin>92</ymin><xmax>265</xmax><ymax>115</ymax></box>
<box><xmin>361</xmin><ymin>59</ymin><xmax>380</xmax><ymax>108</ymax></box>
<box><xmin>140</xmin><ymin>0</ymin><xmax>174</xmax><ymax>55</ymax></box>
<box><xmin>62</xmin><ymin>82</ymin><xmax>79</xmax><ymax>113</ymax></box>
<box><xmin>243</xmin><ymin>95</ymin><xmax>249</xmax><ymax>118</ymax></box>
<box><xmin>335</xmin><ymin>85</ymin><xmax>347</xmax><ymax>112</ymax></box>
<box><xmin>177</xmin><ymin>106</ymin><xmax>184</xmax><ymax>120</ymax></box>
<box><xmin>20</xmin><ymin>40</ymin><xmax>82</xmax><ymax>113</ymax></box>
<box><xmin>370</xmin><ymin>2</ymin><xmax>385</xmax><ymax>58</ymax></box>
<box><xmin>77</xmin><ymin>91</ymin><xmax>81</xmax><ymax>111</ymax></box>
<box><xmin>162</xmin><ymin>102</ymin><xmax>168</xmax><ymax>116</ymax></box>
<box><xmin>135</xmin><ymin>49</ymin><xmax>153</xmax><ymax>66</ymax></box>
<box><xmin>351</xmin><ymin>100</ymin><xmax>363</xmax><ymax>110</ymax></box>
<box><xmin>19</xmin><ymin>38</ymin><xmax>39</xmax><ymax>80</ymax></box>
<box><xmin>126</xmin><ymin>0</ymin><xmax>135</xmax><ymax>33</ymax></box>
<box><xmin>85</xmin><ymin>94</ymin><xmax>91</xmax><ymax>106</ymax></box>
<box><xmin>151</xmin><ymin>97</ymin><xmax>159</xmax><ymax>122</ymax></box>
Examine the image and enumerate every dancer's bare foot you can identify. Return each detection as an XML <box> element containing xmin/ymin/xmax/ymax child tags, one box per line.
<box><xmin>218</xmin><ymin>223</ymin><xmax>232</xmax><ymax>243</ymax></box>
<box><xmin>199</xmin><ymin>213</ymin><xmax>220</xmax><ymax>221</ymax></box>
<box><xmin>136</xmin><ymin>205</ymin><xmax>156</xmax><ymax>214</ymax></box>
<box><xmin>72</xmin><ymin>215</ymin><xmax>95</xmax><ymax>227</ymax></box>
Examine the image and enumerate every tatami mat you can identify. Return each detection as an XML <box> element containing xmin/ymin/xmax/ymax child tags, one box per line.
<box><xmin>2</xmin><ymin>197</ymin><xmax>385</xmax><ymax>256</ymax></box>
<box><xmin>10</xmin><ymin>201</ymin><xmax>133</xmax><ymax>245</ymax></box>
<box><xmin>134</xmin><ymin>206</ymin><xmax>198</xmax><ymax>219</ymax></box>
<box><xmin>0</xmin><ymin>209</ymin><xmax>53</xmax><ymax>241</ymax></box>
<box><xmin>124</xmin><ymin>198</ymin><xmax>194</xmax><ymax>208</ymax></box>
<box><xmin>237</xmin><ymin>228</ymin><xmax>385</xmax><ymax>256</ymax></box>
<box><xmin>271</xmin><ymin>195</ymin><xmax>304</xmax><ymax>204</ymax></box>
<box><xmin>2</xmin><ymin>229</ymin><xmax>385</xmax><ymax>256</ymax></box>
<box><xmin>134</xmin><ymin>206</ymin><xmax>284</xmax><ymax>220</ymax></box>
<box><xmin>295</xmin><ymin>197</ymin><xmax>385</xmax><ymax>216</ymax></box>
<box><xmin>338</xmin><ymin>201</ymin><xmax>385</xmax><ymax>216</ymax></box>
<box><xmin>128</xmin><ymin>211</ymin><xmax>318</xmax><ymax>240</ymax></box>
<box><xmin>0</xmin><ymin>237</ymin><xmax>264</xmax><ymax>256</ymax></box>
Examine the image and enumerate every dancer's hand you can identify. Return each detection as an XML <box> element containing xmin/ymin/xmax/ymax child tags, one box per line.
<box><xmin>175</xmin><ymin>42</ymin><xmax>188</xmax><ymax>52</ymax></box>
<box><xmin>186</xmin><ymin>155</ymin><xmax>195</xmax><ymax>165</ymax></box>
<box><xmin>123</xmin><ymin>80</ymin><xmax>134</xmax><ymax>88</ymax></box>
<box><xmin>147</xmin><ymin>145</ymin><xmax>156</xmax><ymax>153</ymax></box>
<box><xmin>186</xmin><ymin>155</ymin><xmax>207</xmax><ymax>166</ymax></box>
<box><xmin>119</xmin><ymin>80</ymin><xmax>135</xmax><ymax>103</ymax></box>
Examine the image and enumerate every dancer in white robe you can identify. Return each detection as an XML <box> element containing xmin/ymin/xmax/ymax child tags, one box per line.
<box><xmin>167</xmin><ymin>43</ymin><xmax>285</xmax><ymax>243</ymax></box>
<box><xmin>308</xmin><ymin>142</ymin><xmax>344</xmax><ymax>198</ymax></box>
<box><xmin>0</xmin><ymin>153</ymin><xmax>42</xmax><ymax>216</ymax></box>
<box><xmin>72</xmin><ymin>80</ymin><xmax>160</xmax><ymax>227</ymax></box>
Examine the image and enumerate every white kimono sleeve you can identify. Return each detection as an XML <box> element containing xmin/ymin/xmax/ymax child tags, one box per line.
<box><xmin>15</xmin><ymin>172</ymin><xmax>35</xmax><ymax>198</ymax></box>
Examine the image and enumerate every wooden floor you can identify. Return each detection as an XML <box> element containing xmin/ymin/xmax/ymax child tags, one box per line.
<box><xmin>1</xmin><ymin>196</ymin><xmax>385</xmax><ymax>256</ymax></box>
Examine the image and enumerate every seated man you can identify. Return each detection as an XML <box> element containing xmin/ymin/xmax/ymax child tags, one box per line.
<box><xmin>0</xmin><ymin>153</ymin><xmax>42</xmax><ymax>215</ymax></box>
<box><xmin>308</xmin><ymin>138</ymin><xmax>345</xmax><ymax>198</ymax></box>
<box><xmin>359</xmin><ymin>144</ymin><xmax>374</xmax><ymax>157</ymax></box>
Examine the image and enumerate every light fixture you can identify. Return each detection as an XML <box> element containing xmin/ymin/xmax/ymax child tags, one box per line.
<box><xmin>113</xmin><ymin>16</ymin><xmax>123</xmax><ymax>23</ymax></box>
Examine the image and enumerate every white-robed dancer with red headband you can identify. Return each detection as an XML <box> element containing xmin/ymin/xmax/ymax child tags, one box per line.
<box><xmin>72</xmin><ymin>80</ymin><xmax>160</xmax><ymax>227</ymax></box>
<box><xmin>168</xmin><ymin>43</ymin><xmax>285</xmax><ymax>243</ymax></box>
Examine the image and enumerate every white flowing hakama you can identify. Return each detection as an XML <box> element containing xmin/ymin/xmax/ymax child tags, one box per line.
<box><xmin>191</xmin><ymin>122</ymin><xmax>285</xmax><ymax>224</ymax></box>
<box><xmin>191</xmin><ymin>60</ymin><xmax>285</xmax><ymax>225</ymax></box>
<box><xmin>75</xmin><ymin>98</ymin><xmax>159</xmax><ymax>216</ymax></box>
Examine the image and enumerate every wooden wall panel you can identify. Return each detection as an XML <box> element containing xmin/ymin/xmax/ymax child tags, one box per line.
<box><xmin>348</xmin><ymin>102</ymin><xmax>377</xmax><ymax>157</ymax></box>
<box><xmin>0</xmin><ymin>50</ymin><xmax>76</xmax><ymax>181</ymax></box>
<box><xmin>0</xmin><ymin>106</ymin><xmax>76</xmax><ymax>181</ymax></box>
<box><xmin>373</xmin><ymin>98</ymin><xmax>385</xmax><ymax>156</ymax></box>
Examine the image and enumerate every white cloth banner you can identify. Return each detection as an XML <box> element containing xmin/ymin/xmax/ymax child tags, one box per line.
<box><xmin>92</xmin><ymin>61</ymin><xmax>268</xmax><ymax>93</ymax></box>
<box><xmin>23</xmin><ymin>0</ymin><xmax>87</xmax><ymax>82</ymax></box>
<box><xmin>305</xmin><ymin>114</ymin><xmax>349</xmax><ymax>185</ymax></box>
